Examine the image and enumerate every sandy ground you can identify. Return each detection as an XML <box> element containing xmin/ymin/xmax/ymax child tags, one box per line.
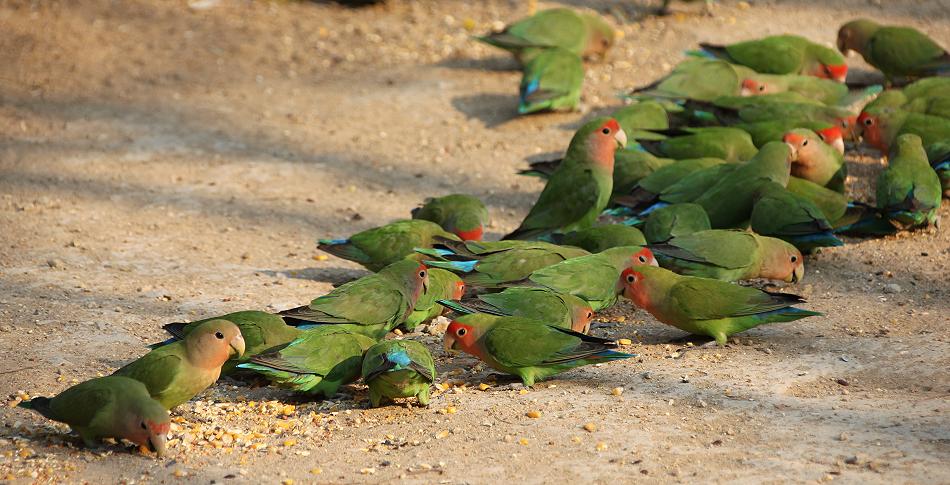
<box><xmin>1</xmin><ymin>0</ymin><xmax>949</xmax><ymax>483</ymax></box>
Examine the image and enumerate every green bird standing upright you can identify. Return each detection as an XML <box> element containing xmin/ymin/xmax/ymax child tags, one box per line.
<box><xmin>411</xmin><ymin>194</ymin><xmax>490</xmax><ymax>241</ymax></box>
<box><xmin>476</xmin><ymin>8</ymin><xmax>616</xmax><ymax>64</ymax></box>
<box><xmin>279</xmin><ymin>259</ymin><xmax>430</xmax><ymax>339</ymax></box>
<box><xmin>444</xmin><ymin>314</ymin><xmax>634</xmax><ymax>387</ymax></box>
<box><xmin>875</xmin><ymin>134</ymin><xmax>941</xmax><ymax>229</ymax></box>
<box><xmin>518</xmin><ymin>48</ymin><xmax>585</xmax><ymax>114</ymax></box>
<box><xmin>114</xmin><ymin>319</ymin><xmax>246</xmax><ymax>409</ymax></box>
<box><xmin>648</xmin><ymin>229</ymin><xmax>804</xmax><ymax>282</ymax></box>
<box><xmin>642</xmin><ymin>203</ymin><xmax>711</xmax><ymax>244</ymax></box>
<box><xmin>620</xmin><ymin>266</ymin><xmax>820</xmax><ymax>345</ymax></box>
<box><xmin>361</xmin><ymin>340</ymin><xmax>436</xmax><ymax>408</ymax></box>
<box><xmin>504</xmin><ymin>118</ymin><xmax>627</xmax><ymax>240</ymax></box>
<box><xmin>237</xmin><ymin>327</ymin><xmax>376</xmax><ymax>398</ymax></box>
<box><xmin>439</xmin><ymin>287</ymin><xmax>595</xmax><ymax>334</ymax></box>
<box><xmin>18</xmin><ymin>376</ymin><xmax>170</xmax><ymax>456</ymax></box>
<box><xmin>155</xmin><ymin>311</ymin><xmax>301</xmax><ymax>375</ymax></box>
<box><xmin>698</xmin><ymin>35</ymin><xmax>848</xmax><ymax>82</ymax></box>
<box><xmin>318</xmin><ymin>219</ymin><xmax>458</xmax><ymax>272</ymax></box>
<box><xmin>693</xmin><ymin>142</ymin><xmax>793</xmax><ymax>228</ymax></box>
<box><xmin>838</xmin><ymin>19</ymin><xmax>949</xmax><ymax>82</ymax></box>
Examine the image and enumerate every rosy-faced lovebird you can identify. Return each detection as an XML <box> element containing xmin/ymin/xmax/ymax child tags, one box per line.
<box><xmin>402</xmin><ymin>268</ymin><xmax>465</xmax><ymax>332</ymax></box>
<box><xmin>155</xmin><ymin>311</ymin><xmax>301</xmax><ymax>375</ymax></box>
<box><xmin>524</xmin><ymin>246</ymin><xmax>658</xmax><ymax>311</ymax></box>
<box><xmin>620</xmin><ymin>266</ymin><xmax>820</xmax><ymax>345</ymax></box>
<box><xmin>635</xmin><ymin>127</ymin><xmax>757</xmax><ymax>162</ymax></box>
<box><xmin>857</xmin><ymin>108</ymin><xmax>950</xmax><ymax>154</ymax></box>
<box><xmin>318</xmin><ymin>219</ymin><xmax>458</xmax><ymax>272</ymax></box>
<box><xmin>439</xmin><ymin>287</ymin><xmax>595</xmax><ymax>334</ymax></box>
<box><xmin>554</xmin><ymin>224</ymin><xmax>647</xmax><ymax>253</ymax></box>
<box><xmin>647</xmin><ymin>229</ymin><xmax>804</xmax><ymax>283</ymax></box>
<box><xmin>18</xmin><ymin>376</ymin><xmax>170</xmax><ymax>456</ymax></box>
<box><xmin>750</xmin><ymin>181</ymin><xmax>843</xmax><ymax>252</ymax></box>
<box><xmin>361</xmin><ymin>340</ymin><xmax>435</xmax><ymax>408</ymax></box>
<box><xmin>476</xmin><ymin>8</ymin><xmax>615</xmax><ymax>64</ymax></box>
<box><xmin>279</xmin><ymin>260</ymin><xmax>429</xmax><ymax>339</ymax></box>
<box><xmin>518</xmin><ymin>47</ymin><xmax>584</xmax><ymax>114</ymax></box>
<box><xmin>734</xmin><ymin>120</ymin><xmax>838</xmax><ymax>150</ymax></box>
<box><xmin>642</xmin><ymin>203</ymin><xmax>711</xmax><ymax>244</ymax></box>
<box><xmin>519</xmin><ymin>149</ymin><xmax>674</xmax><ymax>198</ymax></box>
<box><xmin>443</xmin><ymin>314</ymin><xmax>634</xmax><ymax>387</ymax></box>
<box><xmin>697</xmin><ymin>35</ymin><xmax>848</xmax><ymax>82</ymax></box>
<box><xmin>740</xmin><ymin>75</ymin><xmax>882</xmax><ymax>107</ymax></box>
<box><xmin>504</xmin><ymin>118</ymin><xmax>627</xmax><ymax>240</ymax></box>
<box><xmin>411</xmin><ymin>194</ymin><xmax>489</xmax><ymax>241</ymax></box>
<box><xmin>420</xmin><ymin>238</ymin><xmax>589</xmax><ymax>287</ymax></box>
<box><xmin>688</xmin><ymin>98</ymin><xmax>858</xmax><ymax>139</ymax></box>
<box><xmin>875</xmin><ymin>134</ymin><xmax>941</xmax><ymax>230</ymax></box>
<box><xmin>114</xmin><ymin>319</ymin><xmax>245</xmax><ymax>409</ymax></box>
<box><xmin>837</xmin><ymin>19</ymin><xmax>949</xmax><ymax>82</ymax></box>
<box><xmin>693</xmin><ymin>142</ymin><xmax>793</xmax><ymax>229</ymax></box>
<box><xmin>627</xmin><ymin>58</ymin><xmax>755</xmax><ymax>101</ymax></box>
<box><xmin>237</xmin><ymin>327</ymin><xmax>376</xmax><ymax>398</ymax></box>
<box><xmin>783</xmin><ymin>128</ymin><xmax>847</xmax><ymax>192</ymax></box>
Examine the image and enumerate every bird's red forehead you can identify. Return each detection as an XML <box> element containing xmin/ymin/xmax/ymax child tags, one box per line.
<box><xmin>741</xmin><ymin>79</ymin><xmax>759</xmax><ymax>89</ymax></box>
<box><xmin>783</xmin><ymin>132</ymin><xmax>806</xmax><ymax>144</ymax></box>
<box><xmin>817</xmin><ymin>126</ymin><xmax>842</xmax><ymax>140</ymax></box>
<box><xmin>826</xmin><ymin>64</ymin><xmax>848</xmax><ymax>80</ymax></box>
<box><xmin>602</xmin><ymin>119</ymin><xmax>621</xmax><ymax>132</ymax></box>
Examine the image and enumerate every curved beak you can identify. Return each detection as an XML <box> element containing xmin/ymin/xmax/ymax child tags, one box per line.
<box><xmin>230</xmin><ymin>333</ymin><xmax>246</xmax><ymax>358</ymax></box>
<box><xmin>443</xmin><ymin>334</ymin><xmax>458</xmax><ymax>353</ymax></box>
<box><xmin>791</xmin><ymin>264</ymin><xmax>804</xmax><ymax>284</ymax></box>
<box><xmin>783</xmin><ymin>133</ymin><xmax>803</xmax><ymax>161</ymax></box>
<box><xmin>831</xmin><ymin>138</ymin><xmax>845</xmax><ymax>155</ymax></box>
<box><xmin>149</xmin><ymin>433</ymin><xmax>167</xmax><ymax>458</ymax></box>
<box><xmin>614</xmin><ymin>129</ymin><xmax>627</xmax><ymax>149</ymax></box>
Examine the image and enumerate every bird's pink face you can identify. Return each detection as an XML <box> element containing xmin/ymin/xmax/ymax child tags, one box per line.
<box><xmin>587</xmin><ymin>119</ymin><xmax>627</xmax><ymax>168</ymax></box>
<box><xmin>740</xmin><ymin>78</ymin><xmax>771</xmax><ymax>97</ymax></box>
<box><xmin>125</xmin><ymin>417</ymin><xmax>170</xmax><ymax>457</ymax></box>
<box><xmin>619</xmin><ymin>268</ymin><xmax>649</xmax><ymax>309</ymax></box>
<box><xmin>451</xmin><ymin>280</ymin><xmax>466</xmax><ymax>300</ymax></box>
<box><xmin>444</xmin><ymin>320</ymin><xmax>477</xmax><ymax>354</ymax></box>
<box><xmin>816</xmin><ymin>126</ymin><xmax>845</xmax><ymax>155</ymax></box>
<box><xmin>570</xmin><ymin>305</ymin><xmax>595</xmax><ymax>334</ymax></box>
<box><xmin>629</xmin><ymin>247</ymin><xmax>658</xmax><ymax>268</ymax></box>
<box><xmin>812</xmin><ymin>63</ymin><xmax>848</xmax><ymax>83</ymax></box>
<box><xmin>782</xmin><ymin>132</ymin><xmax>816</xmax><ymax>162</ymax></box>
<box><xmin>857</xmin><ymin>112</ymin><xmax>886</xmax><ymax>151</ymax></box>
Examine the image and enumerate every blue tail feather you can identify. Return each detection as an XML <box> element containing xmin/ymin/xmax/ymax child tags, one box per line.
<box><xmin>423</xmin><ymin>259</ymin><xmax>478</xmax><ymax>273</ymax></box>
<box><xmin>318</xmin><ymin>238</ymin><xmax>348</xmax><ymax>245</ymax></box>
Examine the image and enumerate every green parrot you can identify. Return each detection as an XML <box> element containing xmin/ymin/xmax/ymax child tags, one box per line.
<box><xmin>858</xmin><ymin>107</ymin><xmax>950</xmax><ymax>154</ymax></box>
<box><xmin>925</xmin><ymin>141</ymin><xmax>950</xmax><ymax>197</ymax></box>
<box><xmin>741</xmin><ymin>74</ymin><xmax>882</xmax><ymax>107</ymax></box>
<box><xmin>647</xmin><ymin>229</ymin><xmax>804</xmax><ymax>283</ymax></box>
<box><xmin>863</xmin><ymin>87</ymin><xmax>950</xmax><ymax>120</ymax></box>
<box><xmin>612</xmin><ymin>101</ymin><xmax>674</xmax><ymax>141</ymax></box>
<box><xmin>411</xmin><ymin>194</ymin><xmax>490</xmax><ymax>241</ymax></box>
<box><xmin>697</xmin><ymin>35</ymin><xmax>848</xmax><ymax>81</ymax></box>
<box><xmin>750</xmin><ymin>181</ymin><xmax>843</xmax><ymax>252</ymax></box>
<box><xmin>875</xmin><ymin>134</ymin><xmax>941</xmax><ymax>229</ymax></box>
<box><xmin>279</xmin><ymin>259</ymin><xmax>430</xmax><ymax>339</ymax></box>
<box><xmin>783</xmin><ymin>128</ymin><xmax>847</xmax><ymax>192</ymax></box>
<box><xmin>837</xmin><ymin>19</ymin><xmax>949</xmax><ymax>82</ymax></box>
<box><xmin>523</xmin><ymin>246</ymin><xmax>658</xmax><ymax>311</ymax></box>
<box><xmin>18</xmin><ymin>376</ymin><xmax>170</xmax><ymax>456</ymax></box>
<box><xmin>361</xmin><ymin>340</ymin><xmax>435</xmax><ymax>408</ymax></box>
<box><xmin>419</xmin><ymin>238</ymin><xmax>590</xmax><ymax>287</ymax></box>
<box><xmin>627</xmin><ymin>58</ymin><xmax>755</xmax><ymax>101</ymax></box>
<box><xmin>318</xmin><ymin>219</ymin><xmax>459</xmax><ymax>272</ymax></box>
<box><xmin>237</xmin><ymin>327</ymin><xmax>376</xmax><ymax>398</ymax></box>
<box><xmin>402</xmin><ymin>268</ymin><xmax>465</xmax><ymax>332</ymax></box>
<box><xmin>113</xmin><ymin>319</ymin><xmax>246</xmax><ymax>409</ymax></box>
<box><xmin>620</xmin><ymin>265</ymin><xmax>821</xmax><ymax>345</ymax></box>
<box><xmin>518</xmin><ymin>149</ymin><xmax>674</xmax><ymax>198</ymax></box>
<box><xmin>518</xmin><ymin>47</ymin><xmax>584</xmax><ymax>114</ymax></box>
<box><xmin>476</xmin><ymin>8</ymin><xmax>616</xmax><ymax>64</ymax></box>
<box><xmin>642</xmin><ymin>203</ymin><xmax>712</xmax><ymax>244</ymax></box>
<box><xmin>438</xmin><ymin>287</ymin><xmax>595</xmax><ymax>334</ymax></box>
<box><xmin>504</xmin><ymin>118</ymin><xmax>627</xmax><ymax>240</ymax></box>
<box><xmin>686</xmin><ymin>98</ymin><xmax>858</xmax><ymax>139</ymax></box>
<box><xmin>693</xmin><ymin>142</ymin><xmax>793</xmax><ymax>228</ymax></box>
<box><xmin>786</xmin><ymin>176</ymin><xmax>850</xmax><ymax>225</ymax></box>
<box><xmin>444</xmin><ymin>314</ymin><xmax>634</xmax><ymax>387</ymax></box>
<box><xmin>735</xmin><ymin>119</ymin><xmax>838</xmax><ymax>149</ymax></box>
<box><xmin>902</xmin><ymin>77</ymin><xmax>950</xmax><ymax>100</ymax></box>
<box><xmin>553</xmin><ymin>224</ymin><xmax>647</xmax><ymax>253</ymax></box>
<box><xmin>634</xmin><ymin>127</ymin><xmax>758</xmax><ymax>162</ymax></box>
<box><xmin>611</xmin><ymin>157</ymin><xmax>729</xmax><ymax>212</ymax></box>
<box><xmin>154</xmin><ymin>311</ymin><xmax>301</xmax><ymax>375</ymax></box>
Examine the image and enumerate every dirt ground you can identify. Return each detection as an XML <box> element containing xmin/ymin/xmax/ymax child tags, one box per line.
<box><xmin>1</xmin><ymin>0</ymin><xmax>948</xmax><ymax>483</ymax></box>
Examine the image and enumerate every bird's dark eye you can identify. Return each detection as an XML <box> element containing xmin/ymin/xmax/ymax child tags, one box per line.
<box><xmin>791</xmin><ymin>256</ymin><xmax>798</xmax><ymax>263</ymax></box>
<box><xmin>214</xmin><ymin>331</ymin><xmax>224</xmax><ymax>339</ymax></box>
<box><xmin>626</xmin><ymin>274</ymin><xmax>636</xmax><ymax>283</ymax></box>
<box><xmin>602</xmin><ymin>128</ymin><xmax>610</xmax><ymax>135</ymax></box>
<box><xmin>586</xmin><ymin>312</ymin><xmax>593</xmax><ymax>318</ymax></box>
<box><xmin>818</xmin><ymin>133</ymin><xmax>826</xmax><ymax>141</ymax></box>
<box><xmin>638</xmin><ymin>255</ymin><xmax>647</xmax><ymax>263</ymax></box>
<box><xmin>456</xmin><ymin>328</ymin><xmax>467</xmax><ymax>337</ymax></box>
<box><xmin>758</xmin><ymin>85</ymin><xmax>765</xmax><ymax>92</ymax></box>
<box><xmin>141</xmin><ymin>421</ymin><xmax>148</xmax><ymax>430</ymax></box>
<box><xmin>419</xmin><ymin>270</ymin><xmax>426</xmax><ymax>278</ymax></box>
<box><xmin>863</xmin><ymin>118</ymin><xmax>873</xmax><ymax>126</ymax></box>
<box><xmin>802</xmin><ymin>140</ymin><xmax>809</xmax><ymax>146</ymax></box>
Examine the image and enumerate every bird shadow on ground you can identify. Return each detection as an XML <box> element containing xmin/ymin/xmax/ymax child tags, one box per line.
<box><xmin>260</xmin><ymin>266</ymin><xmax>368</xmax><ymax>286</ymax></box>
<box><xmin>451</xmin><ymin>93</ymin><xmax>521</xmax><ymax>128</ymax></box>
<box><xmin>435</xmin><ymin>56</ymin><xmax>520</xmax><ymax>72</ymax></box>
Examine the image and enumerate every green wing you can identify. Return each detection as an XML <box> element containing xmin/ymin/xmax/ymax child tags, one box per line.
<box><xmin>655</xmin><ymin>230</ymin><xmax>758</xmax><ymax>269</ymax></box>
<box><xmin>727</xmin><ymin>36</ymin><xmax>805</xmax><ymax>74</ymax></box>
<box><xmin>506</xmin><ymin>9</ymin><xmax>587</xmax><ymax>54</ymax></box>
<box><xmin>514</xmin><ymin>165</ymin><xmax>610</xmax><ymax>234</ymax></box>
<box><xmin>113</xmin><ymin>350</ymin><xmax>182</xmax><ymax>397</ymax></box>
<box><xmin>403</xmin><ymin>341</ymin><xmax>437</xmax><ymax>381</ymax></box>
<box><xmin>668</xmin><ymin>278</ymin><xmax>798</xmax><ymax>320</ymax></box>
<box><xmin>47</xmin><ymin>383</ymin><xmax>115</xmax><ymax>427</ymax></box>
<box><xmin>296</xmin><ymin>276</ymin><xmax>406</xmax><ymax>326</ymax></box>
<box><xmin>520</xmin><ymin>48</ymin><xmax>584</xmax><ymax>113</ymax></box>
<box><xmin>869</xmin><ymin>27</ymin><xmax>947</xmax><ymax>76</ymax></box>
<box><xmin>484</xmin><ymin>321</ymin><xmax>610</xmax><ymax>367</ymax></box>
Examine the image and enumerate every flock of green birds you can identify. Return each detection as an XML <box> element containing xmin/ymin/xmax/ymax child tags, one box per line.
<box><xmin>15</xmin><ymin>6</ymin><xmax>949</xmax><ymax>460</ymax></box>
